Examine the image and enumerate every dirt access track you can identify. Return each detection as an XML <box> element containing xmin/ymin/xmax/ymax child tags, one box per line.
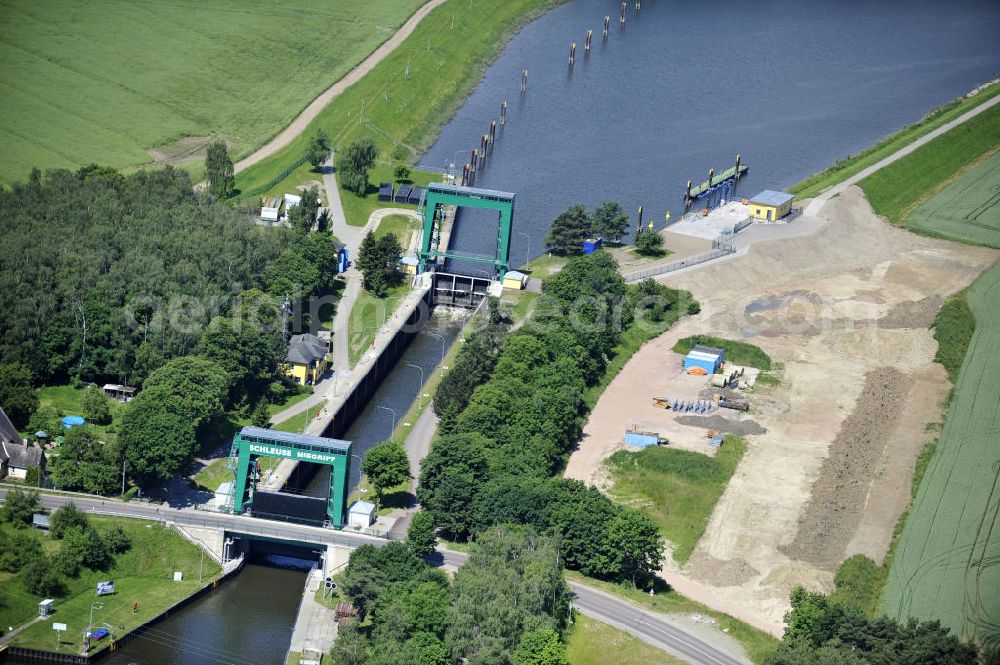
<box><xmin>566</xmin><ymin>186</ymin><xmax>998</xmax><ymax>635</ymax></box>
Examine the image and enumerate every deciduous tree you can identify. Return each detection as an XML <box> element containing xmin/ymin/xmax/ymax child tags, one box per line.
<box><xmin>336</xmin><ymin>137</ymin><xmax>379</xmax><ymax>196</ymax></box>
<box><xmin>307</xmin><ymin>129</ymin><xmax>331</xmax><ymax>170</ymax></box>
<box><xmin>634</xmin><ymin>228</ymin><xmax>665</xmax><ymax>256</ymax></box>
<box><xmin>362</xmin><ymin>441</ymin><xmax>410</xmax><ymax>508</ymax></box>
<box><xmin>118</xmin><ymin>396</ymin><xmax>197</xmax><ymax>488</ymax></box>
<box><xmin>81</xmin><ymin>385</ymin><xmax>112</xmax><ymax>425</ymax></box>
<box><xmin>0</xmin><ymin>488</ymin><xmax>44</xmax><ymax>527</ymax></box>
<box><xmin>0</xmin><ymin>363</ymin><xmax>38</xmax><ymax>428</ymax></box>
<box><xmin>407</xmin><ymin>510</ymin><xmax>437</xmax><ymax>556</ymax></box>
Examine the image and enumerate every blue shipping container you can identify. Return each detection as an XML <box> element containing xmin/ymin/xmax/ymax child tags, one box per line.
<box><xmin>582</xmin><ymin>238</ymin><xmax>603</xmax><ymax>254</ymax></box>
<box><xmin>625</xmin><ymin>431</ymin><xmax>659</xmax><ymax>448</ymax></box>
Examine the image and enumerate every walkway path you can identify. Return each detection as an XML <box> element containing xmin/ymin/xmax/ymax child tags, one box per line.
<box><xmin>288</xmin><ymin>568</ymin><xmax>338</xmax><ymax>657</ymax></box>
<box><xmin>233</xmin><ymin>0</ymin><xmax>449</xmax><ymax>175</ymax></box>
<box><xmin>803</xmin><ymin>92</ymin><xmax>1000</xmax><ymax>216</ymax></box>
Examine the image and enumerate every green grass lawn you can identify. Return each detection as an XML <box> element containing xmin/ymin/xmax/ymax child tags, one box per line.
<box><xmin>0</xmin><ymin>0</ymin><xmax>427</xmax><ymax>184</ymax></box>
<box><xmin>671</xmin><ymin>336</ymin><xmax>773</xmax><ymax>371</ymax></box>
<box><xmin>338</xmin><ymin>165</ymin><xmax>438</xmax><ymax>227</ymax></box>
<box><xmin>191</xmin><ymin>457</ymin><xmax>231</xmax><ymax>493</ymax></box>
<box><xmin>931</xmin><ymin>289</ymin><xmax>976</xmax><ymax>384</ymax></box>
<box><xmin>233</xmin><ymin>0</ymin><xmax>559</xmax><ymax>197</ymax></box>
<box><xmin>347</xmin><ymin>283</ymin><xmax>412</xmax><ymax>366</ymax></box>
<box><xmin>859</xmin><ymin>103</ymin><xmax>1000</xmax><ymax>228</ymax></box>
<box><xmin>374</xmin><ymin>213</ymin><xmax>421</xmax><ymax>250</ymax></box>
<box><xmin>607</xmin><ymin>437</ymin><xmax>747</xmax><ymax>564</ymax></box>
<box><xmin>790</xmin><ymin>80</ymin><xmax>1000</xmax><ymax>199</ymax></box>
<box><xmin>3</xmin><ymin>517</ymin><xmax>220</xmax><ymax>652</ymax></box>
<box><xmin>563</xmin><ymin>571</ymin><xmax>777</xmax><ymax>664</ymax></box>
<box><xmin>33</xmin><ymin>385</ymin><xmax>123</xmax><ymax>440</ymax></box>
<box><xmin>566</xmin><ymin>614</ymin><xmax>686</xmax><ymax>665</ymax></box>
<box><xmin>272</xmin><ymin>400</ymin><xmax>327</xmax><ymax>434</ymax></box>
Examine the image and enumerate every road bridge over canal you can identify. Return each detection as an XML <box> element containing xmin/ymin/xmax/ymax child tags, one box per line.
<box><xmin>0</xmin><ymin>488</ymin><xmax>749</xmax><ymax>665</ymax></box>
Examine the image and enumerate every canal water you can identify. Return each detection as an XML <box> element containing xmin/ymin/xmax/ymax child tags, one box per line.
<box><xmin>298</xmin><ymin>308</ymin><xmax>466</xmax><ymax>498</ymax></box>
<box><xmin>419</xmin><ymin>0</ymin><xmax>1000</xmax><ymax>266</ymax></box>
<box><xmin>33</xmin><ymin>3</ymin><xmax>999</xmax><ymax>663</ymax></box>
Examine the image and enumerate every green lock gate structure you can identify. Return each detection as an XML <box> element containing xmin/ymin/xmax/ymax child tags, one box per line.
<box><xmin>419</xmin><ymin>182</ymin><xmax>515</xmax><ymax>278</ymax></box>
<box><xmin>228</xmin><ymin>426</ymin><xmax>352</xmax><ymax>528</ymax></box>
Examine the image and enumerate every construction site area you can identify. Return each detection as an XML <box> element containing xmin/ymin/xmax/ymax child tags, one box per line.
<box><xmin>565</xmin><ymin>185</ymin><xmax>999</xmax><ymax>636</ymax></box>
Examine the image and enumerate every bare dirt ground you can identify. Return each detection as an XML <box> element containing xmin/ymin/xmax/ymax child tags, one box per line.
<box><xmin>566</xmin><ymin>186</ymin><xmax>998</xmax><ymax>635</ymax></box>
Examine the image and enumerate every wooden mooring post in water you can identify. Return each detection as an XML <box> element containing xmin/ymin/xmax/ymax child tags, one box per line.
<box><xmin>500</xmin><ymin>100</ymin><xmax>507</xmax><ymax>126</ymax></box>
<box><xmin>603</xmin><ymin>16</ymin><xmax>610</xmax><ymax>38</ymax></box>
<box><xmin>585</xmin><ymin>29</ymin><xmax>592</xmax><ymax>53</ymax></box>
<box><xmin>620</xmin><ymin>2</ymin><xmax>626</xmax><ymax>25</ymax></box>
<box><xmin>568</xmin><ymin>42</ymin><xmax>576</xmax><ymax>66</ymax></box>
<box><xmin>520</xmin><ymin>69</ymin><xmax>528</xmax><ymax>94</ymax></box>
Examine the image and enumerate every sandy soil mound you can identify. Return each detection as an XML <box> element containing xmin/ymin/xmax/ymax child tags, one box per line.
<box><xmin>781</xmin><ymin>367</ymin><xmax>913</xmax><ymax>568</ymax></box>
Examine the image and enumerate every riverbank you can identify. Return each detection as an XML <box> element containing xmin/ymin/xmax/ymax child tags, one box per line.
<box><xmin>1</xmin><ymin>515</ymin><xmax>235</xmax><ymax>663</ymax></box>
<box><xmin>233</xmin><ymin>0</ymin><xmax>562</xmax><ymax>197</ymax></box>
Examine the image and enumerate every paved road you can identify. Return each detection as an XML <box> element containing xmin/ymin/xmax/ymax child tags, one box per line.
<box><xmin>1</xmin><ymin>487</ymin><xmax>747</xmax><ymax>665</ymax></box>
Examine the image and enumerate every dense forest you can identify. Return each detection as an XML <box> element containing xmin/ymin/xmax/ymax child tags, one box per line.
<box><xmin>0</xmin><ymin>165</ymin><xmax>326</xmax><ymax>386</ymax></box>
<box><xmin>420</xmin><ymin>253</ymin><xmax>691</xmax><ymax>588</ymax></box>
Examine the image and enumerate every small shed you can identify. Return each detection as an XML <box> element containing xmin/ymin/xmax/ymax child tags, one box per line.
<box><xmin>683</xmin><ymin>345</ymin><xmax>724</xmax><ymax>374</ymax></box>
<box><xmin>102</xmin><ymin>384</ymin><xmax>137</xmax><ymax>402</ymax></box>
<box><xmin>261</xmin><ymin>196</ymin><xmax>282</xmax><ymax>222</ymax></box>
<box><xmin>348</xmin><ymin>501</ymin><xmax>376</xmax><ymax>528</ymax></box>
<box><xmin>395</xmin><ymin>184</ymin><xmax>412</xmax><ymax>203</ymax></box>
<box><xmin>284</xmin><ymin>193</ymin><xmax>302</xmax><ymax>209</ymax></box>
<box><xmin>502</xmin><ymin>270</ymin><xmax>527</xmax><ymax>290</ymax></box>
<box><xmin>398</xmin><ymin>256</ymin><xmax>419</xmax><ymax>275</ymax></box>
<box><xmin>378</xmin><ymin>182</ymin><xmax>394</xmax><ymax>202</ymax></box>
<box><xmin>32</xmin><ymin>513</ymin><xmax>50</xmax><ymax>530</ymax></box>
<box><xmin>39</xmin><ymin>599</ymin><xmax>54</xmax><ymax>617</ymax></box>
<box><xmin>407</xmin><ymin>186</ymin><xmax>425</xmax><ymax>205</ymax></box>
<box><xmin>748</xmin><ymin>190</ymin><xmax>794</xmax><ymax>222</ymax></box>
<box><xmin>582</xmin><ymin>237</ymin><xmax>603</xmax><ymax>254</ymax></box>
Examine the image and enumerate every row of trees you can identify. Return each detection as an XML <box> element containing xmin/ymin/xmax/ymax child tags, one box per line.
<box><xmin>420</xmin><ymin>253</ymin><xmax>692</xmax><ymax>587</ymax></box>
<box><xmin>335</xmin><ymin>525</ymin><xmax>570</xmax><ymax>665</ymax></box>
<box><xmin>766</xmin><ymin>586</ymin><xmax>983</xmax><ymax>664</ymax></box>
<box><xmin>543</xmin><ymin>202</ymin><xmax>667</xmax><ymax>256</ymax></box>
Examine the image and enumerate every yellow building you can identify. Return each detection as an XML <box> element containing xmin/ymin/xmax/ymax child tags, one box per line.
<box><xmin>284</xmin><ymin>333</ymin><xmax>329</xmax><ymax>385</ymax></box>
<box><xmin>398</xmin><ymin>256</ymin><xmax>419</xmax><ymax>276</ymax></box>
<box><xmin>502</xmin><ymin>270</ymin><xmax>527</xmax><ymax>290</ymax></box>
<box><xmin>748</xmin><ymin>190</ymin><xmax>794</xmax><ymax>222</ymax></box>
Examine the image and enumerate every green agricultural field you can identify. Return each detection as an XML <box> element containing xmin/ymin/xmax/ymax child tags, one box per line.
<box><xmin>906</xmin><ymin>151</ymin><xmax>1000</xmax><ymax>249</ymax></box>
<box><xmin>607</xmin><ymin>437</ymin><xmax>746</xmax><ymax>564</ymax></box>
<box><xmin>880</xmin><ymin>150</ymin><xmax>1000</xmax><ymax>643</ymax></box>
<box><xmin>882</xmin><ymin>261</ymin><xmax>1000</xmax><ymax>644</ymax></box>
<box><xmin>234</xmin><ymin>0</ymin><xmax>558</xmax><ymax>197</ymax></box>
<box><xmin>0</xmin><ymin>0</ymin><xmax>425</xmax><ymax>184</ymax></box>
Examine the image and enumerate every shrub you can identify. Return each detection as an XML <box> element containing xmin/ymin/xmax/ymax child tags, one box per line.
<box><xmin>23</xmin><ymin>557</ymin><xmax>65</xmax><ymax>597</ymax></box>
<box><xmin>101</xmin><ymin>523</ymin><xmax>132</xmax><ymax>554</ymax></box>
<box><xmin>50</xmin><ymin>503</ymin><xmax>90</xmax><ymax>539</ymax></box>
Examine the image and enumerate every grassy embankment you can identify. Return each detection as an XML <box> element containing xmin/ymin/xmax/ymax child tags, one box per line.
<box><xmin>566</xmin><ymin>615</ymin><xmax>685</xmax><ymax>665</ymax></box>
<box><xmin>607</xmin><ymin>437</ymin><xmax>746</xmax><ymax>564</ymax></box>
<box><xmin>789</xmin><ymin>80</ymin><xmax>1000</xmax><ymax>200</ymax></box>
<box><xmin>563</xmin><ymin>571</ymin><xmax>777</xmax><ymax>664</ymax></box>
<box><xmin>233</xmin><ymin>0</ymin><xmax>560</xmax><ymax>209</ymax></box>
<box><xmin>859</xmin><ymin>103</ymin><xmax>1000</xmax><ymax>234</ymax></box>
<box><xmin>2</xmin><ymin>516</ymin><xmax>221</xmax><ymax>652</ymax></box>
<box><xmin>870</xmin><ymin>119</ymin><xmax>1000</xmax><ymax>640</ymax></box>
<box><xmin>0</xmin><ymin>0</ymin><xmax>428</xmax><ymax>184</ymax></box>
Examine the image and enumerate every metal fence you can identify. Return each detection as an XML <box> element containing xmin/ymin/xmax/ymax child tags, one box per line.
<box><xmin>624</xmin><ymin>246</ymin><xmax>736</xmax><ymax>282</ymax></box>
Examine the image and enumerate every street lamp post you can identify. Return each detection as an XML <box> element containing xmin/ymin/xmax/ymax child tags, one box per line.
<box><xmin>85</xmin><ymin>602</ymin><xmax>103</xmax><ymax>651</ymax></box>
<box><xmin>517</xmin><ymin>231</ymin><xmax>530</xmax><ymax>267</ymax></box>
<box><xmin>405</xmin><ymin>362</ymin><xmax>424</xmax><ymax>406</ymax></box>
<box><xmin>375</xmin><ymin>405</ymin><xmax>396</xmax><ymax>439</ymax></box>
<box><xmin>424</xmin><ymin>332</ymin><xmax>446</xmax><ymax>375</ymax></box>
